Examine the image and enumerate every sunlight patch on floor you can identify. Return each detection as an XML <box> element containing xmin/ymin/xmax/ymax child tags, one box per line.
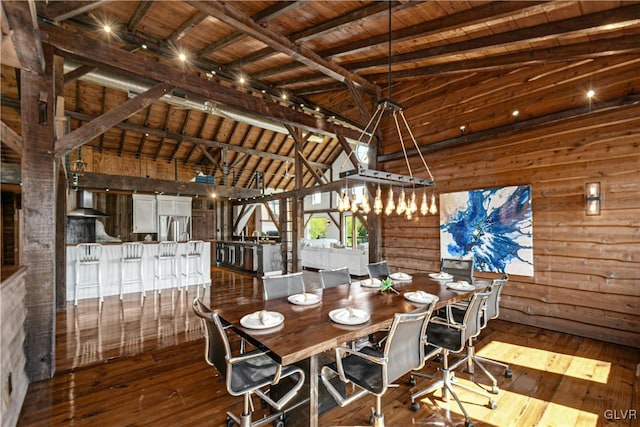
<box><xmin>416</xmin><ymin>382</ymin><xmax>599</xmax><ymax>427</ymax></box>
<box><xmin>478</xmin><ymin>341</ymin><xmax>611</xmax><ymax>383</ymax></box>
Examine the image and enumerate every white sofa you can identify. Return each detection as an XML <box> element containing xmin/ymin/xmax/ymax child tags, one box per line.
<box><xmin>300</xmin><ymin>244</ymin><xmax>369</xmax><ymax>276</ymax></box>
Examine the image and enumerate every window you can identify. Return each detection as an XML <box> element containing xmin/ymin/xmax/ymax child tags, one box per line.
<box><xmin>308</xmin><ymin>216</ymin><xmax>328</xmax><ymax>239</ymax></box>
<box><xmin>355</xmin><ymin>144</ymin><xmax>369</xmax><ymax>165</ymax></box>
<box><xmin>344</xmin><ymin>214</ymin><xmax>368</xmax><ymax>248</ymax></box>
<box><xmin>311</xmin><ymin>192</ymin><xmax>321</xmax><ymax>205</ymax></box>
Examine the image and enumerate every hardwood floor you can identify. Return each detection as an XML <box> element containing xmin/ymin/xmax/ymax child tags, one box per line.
<box><xmin>18</xmin><ymin>267</ymin><xmax>639</xmax><ymax>426</ymax></box>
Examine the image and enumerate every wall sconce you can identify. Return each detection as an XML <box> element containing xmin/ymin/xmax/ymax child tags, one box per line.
<box><xmin>585</xmin><ymin>182</ymin><xmax>602</xmax><ymax>216</ymax></box>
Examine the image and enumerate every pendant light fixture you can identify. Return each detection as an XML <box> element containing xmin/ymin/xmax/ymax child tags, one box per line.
<box><xmin>338</xmin><ymin>2</ymin><xmax>437</xmax><ymax>219</ymax></box>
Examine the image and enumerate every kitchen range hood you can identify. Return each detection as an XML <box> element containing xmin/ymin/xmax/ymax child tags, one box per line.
<box><xmin>67</xmin><ymin>190</ymin><xmax>108</xmax><ymax>217</ymax></box>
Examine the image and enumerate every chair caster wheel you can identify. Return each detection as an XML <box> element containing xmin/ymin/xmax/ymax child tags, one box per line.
<box><xmin>274</xmin><ymin>414</ymin><xmax>286</xmax><ymax>427</ymax></box>
<box><xmin>434</xmin><ymin>355</ymin><xmax>443</xmax><ymax>363</ymax></box>
<box><xmin>505</xmin><ymin>369</ymin><xmax>513</xmax><ymax>378</ymax></box>
<box><xmin>489</xmin><ymin>400</ymin><xmax>498</xmax><ymax>410</ymax></box>
<box><xmin>465</xmin><ymin>421</ymin><xmax>475</xmax><ymax>427</ymax></box>
<box><xmin>409</xmin><ymin>376</ymin><xmax>416</xmax><ymax>386</ymax></box>
<box><xmin>411</xmin><ymin>401</ymin><xmax>420</xmax><ymax>412</ymax></box>
<box><xmin>492</xmin><ymin>385</ymin><xmax>499</xmax><ymax>394</ymax></box>
<box><xmin>226</xmin><ymin>416</ymin><xmax>234</xmax><ymax>427</ymax></box>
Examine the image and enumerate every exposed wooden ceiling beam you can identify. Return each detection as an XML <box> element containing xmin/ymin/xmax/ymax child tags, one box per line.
<box><xmin>1</xmin><ymin>121</ymin><xmax>23</xmax><ymax>156</ymax></box>
<box><xmin>197</xmin><ymin>1</ymin><xmax>307</xmax><ymax>57</ymax></box>
<box><xmin>75</xmin><ymin>172</ymin><xmax>262</xmax><ymax>199</ymax></box>
<box><xmin>35</xmin><ymin>0</ymin><xmax>108</xmax><ymax>22</ymax></box>
<box><xmin>61</xmin><ymin>110</ymin><xmax>329</xmax><ymax>169</ymax></box>
<box><xmin>186</xmin><ymin>1</ymin><xmax>379</xmax><ymax>94</ymax></box>
<box><xmin>379</xmin><ymin>94</ymin><xmax>640</xmax><ymax>163</ymax></box>
<box><xmin>40</xmin><ymin>21</ymin><xmax>364</xmax><ymax>142</ymax></box>
<box><xmin>168</xmin><ymin>12</ymin><xmax>208</xmax><ymax>44</ymax></box>
<box><xmin>251</xmin><ymin>1</ymin><xmax>544</xmax><ymax>80</ymax></box>
<box><xmin>377</xmin><ymin>37</ymin><xmax>640</xmax><ymax>80</ymax></box>
<box><xmin>1</xmin><ymin>0</ymin><xmax>44</xmax><ymax>74</ymax></box>
<box><xmin>54</xmin><ymin>83</ymin><xmax>174</xmax><ymax>157</ymax></box>
<box><xmin>321</xmin><ymin>1</ymin><xmax>545</xmax><ymax>60</ymax></box>
<box><xmin>127</xmin><ymin>1</ymin><xmax>152</xmax><ymax>32</ymax></box>
<box><xmin>346</xmin><ymin>4</ymin><xmax>640</xmax><ymax>72</ymax></box>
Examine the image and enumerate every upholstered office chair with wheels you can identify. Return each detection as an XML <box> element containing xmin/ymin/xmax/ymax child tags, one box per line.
<box><xmin>440</xmin><ymin>258</ymin><xmax>474</xmax><ymax>283</ymax></box>
<box><xmin>321</xmin><ymin>301</ymin><xmax>437</xmax><ymax>427</ymax></box>
<box><xmin>450</xmin><ymin>275</ymin><xmax>512</xmax><ymax>393</ymax></box>
<box><xmin>262</xmin><ymin>272</ymin><xmax>305</xmax><ymax>300</ymax></box>
<box><xmin>367</xmin><ymin>261</ymin><xmax>390</xmax><ymax>280</ymax></box>
<box><xmin>192</xmin><ymin>298</ymin><xmax>305</xmax><ymax>427</ymax></box>
<box><xmin>410</xmin><ymin>291</ymin><xmax>496</xmax><ymax>427</ymax></box>
<box><xmin>320</xmin><ymin>266</ymin><xmax>351</xmax><ymax>288</ymax></box>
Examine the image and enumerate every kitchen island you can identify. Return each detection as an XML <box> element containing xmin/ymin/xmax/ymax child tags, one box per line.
<box><xmin>215</xmin><ymin>240</ymin><xmax>281</xmax><ymax>275</ymax></box>
<box><xmin>66</xmin><ymin>241</ymin><xmax>211</xmax><ymax>302</ymax></box>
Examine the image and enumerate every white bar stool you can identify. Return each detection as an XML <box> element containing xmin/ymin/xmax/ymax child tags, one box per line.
<box><xmin>75</xmin><ymin>243</ymin><xmax>103</xmax><ymax>305</ymax></box>
<box><xmin>154</xmin><ymin>241</ymin><xmax>178</xmax><ymax>293</ymax></box>
<box><xmin>121</xmin><ymin>242</ymin><xmax>145</xmax><ymax>300</ymax></box>
<box><xmin>181</xmin><ymin>240</ymin><xmax>206</xmax><ymax>289</ymax></box>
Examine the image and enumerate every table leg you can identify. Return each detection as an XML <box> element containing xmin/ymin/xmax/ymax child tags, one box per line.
<box><xmin>309</xmin><ymin>353</ymin><xmax>318</xmax><ymax>427</ymax></box>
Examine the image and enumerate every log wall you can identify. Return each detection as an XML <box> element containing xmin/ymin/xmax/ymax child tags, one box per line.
<box><xmin>380</xmin><ymin>102</ymin><xmax>640</xmax><ymax>348</ymax></box>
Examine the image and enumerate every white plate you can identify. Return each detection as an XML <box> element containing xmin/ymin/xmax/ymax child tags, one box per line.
<box><xmin>446</xmin><ymin>282</ymin><xmax>475</xmax><ymax>292</ymax></box>
<box><xmin>357</xmin><ymin>278</ymin><xmax>382</xmax><ymax>288</ymax></box>
<box><xmin>240</xmin><ymin>311</ymin><xmax>284</xmax><ymax>329</ymax></box>
<box><xmin>288</xmin><ymin>293</ymin><xmax>321</xmax><ymax>305</ymax></box>
<box><xmin>404</xmin><ymin>291</ymin><xmax>437</xmax><ymax>304</ymax></box>
<box><xmin>390</xmin><ymin>272</ymin><xmax>412</xmax><ymax>281</ymax></box>
<box><xmin>329</xmin><ymin>308</ymin><xmax>370</xmax><ymax>325</ymax></box>
<box><xmin>429</xmin><ymin>272</ymin><xmax>453</xmax><ymax>280</ymax></box>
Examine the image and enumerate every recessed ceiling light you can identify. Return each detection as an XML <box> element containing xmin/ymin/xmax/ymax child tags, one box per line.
<box><xmin>141</xmin><ymin>44</ymin><xmax>147</xmax><ymax>49</ymax></box>
<box><xmin>281</xmin><ymin>93</ymin><xmax>288</xmax><ymax>100</ymax></box>
<box><xmin>512</xmin><ymin>110</ymin><xmax>519</xmax><ymax>117</ymax></box>
<box><xmin>178</xmin><ymin>52</ymin><xmax>187</xmax><ymax>62</ymax></box>
<box><xmin>239</xmin><ymin>76</ymin><xmax>246</xmax><ymax>84</ymax></box>
<box><xmin>103</xmin><ymin>25</ymin><xmax>111</xmax><ymax>33</ymax></box>
<box><xmin>315</xmin><ymin>106</ymin><xmax>320</xmax><ymax>112</ymax></box>
<box><xmin>587</xmin><ymin>89</ymin><xmax>595</xmax><ymax>98</ymax></box>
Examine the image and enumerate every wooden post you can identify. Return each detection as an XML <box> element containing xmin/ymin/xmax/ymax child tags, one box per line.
<box><xmin>21</xmin><ymin>44</ymin><xmax>57</xmax><ymax>380</ymax></box>
<box><xmin>54</xmin><ymin>54</ymin><xmax>67</xmax><ymax>310</ymax></box>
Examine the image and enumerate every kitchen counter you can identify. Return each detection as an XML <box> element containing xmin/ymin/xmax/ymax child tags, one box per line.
<box><xmin>66</xmin><ymin>241</ymin><xmax>211</xmax><ymax>302</ymax></box>
<box><xmin>215</xmin><ymin>240</ymin><xmax>281</xmax><ymax>275</ymax></box>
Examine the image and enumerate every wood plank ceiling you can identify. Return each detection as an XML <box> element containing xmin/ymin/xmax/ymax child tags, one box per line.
<box><xmin>1</xmin><ymin>1</ymin><xmax>639</xmax><ymax>193</ymax></box>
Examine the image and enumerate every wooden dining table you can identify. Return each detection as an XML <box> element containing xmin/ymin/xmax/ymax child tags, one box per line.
<box><xmin>215</xmin><ymin>272</ymin><xmax>487</xmax><ymax>427</ymax></box>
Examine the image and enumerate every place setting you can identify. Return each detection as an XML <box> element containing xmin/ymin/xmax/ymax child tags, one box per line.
<box><xmin>404</xmin><ymin>290</ymin><xmax>439</xmax><ymax>305</ymax></box>
<box><xmin>329</xmin><ymin>307</ymin><xmax>370</xmax><ymax>326</ymax></box>
<box><xmin>429</xmin><ymin>271</ymin><xmax>453</xmax><ymax>281</ymax></box>
<box><xmin>389</xmin><ymin>271</ymin><xmax>412</xmax><ymax>282</ymax></box>
<box><xmin>239</xmin><ymin>309</ymin><xmax>285</xmax><ymax>330</ymax></box>
<box><xmin>287</xmin><ymin>292</ymin><xmax>321</xmax><ymax>306</ymax></box>
<box><xmin>446</xmin><ymin>281</ymin><xmax>476</xmax><ymax>292</ymax></box>
<box><xmin>354</xmin><ymin>277</ymin><xmax>382</xmax><ymax>288</ymax></box>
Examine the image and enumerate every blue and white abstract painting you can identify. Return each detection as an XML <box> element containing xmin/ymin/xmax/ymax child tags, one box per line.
<box><xmin>440</xmin><ymin>185</ymin><xmax>534</xmax><ymax>276</ymax></box>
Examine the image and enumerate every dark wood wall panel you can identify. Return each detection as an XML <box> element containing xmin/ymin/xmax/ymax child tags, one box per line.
<box><xmin>381</xmin><ymin>99</ymin><xmax>640</xmax><ymax>348</ymax></box>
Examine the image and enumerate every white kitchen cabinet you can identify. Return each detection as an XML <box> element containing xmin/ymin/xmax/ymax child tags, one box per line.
<box><xmin>132</xmin><ymin>194</ymin><xmax>157</xmax><ymax>233</ymax></box>
<box><xmin>156</xmin><ymin>195</ymin><xmax>192</xmax><ymax>217</ymax></box>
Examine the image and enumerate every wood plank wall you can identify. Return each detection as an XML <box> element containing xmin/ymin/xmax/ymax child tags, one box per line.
<box><xmin>0</xmin><ymin>267</ymin><xmax>29</xmax><ymax>427</ymax></box>
<box><xmin>380</xmin><ymin>103</ymin><xmax>640</xmax><ymax>348</ymax></box>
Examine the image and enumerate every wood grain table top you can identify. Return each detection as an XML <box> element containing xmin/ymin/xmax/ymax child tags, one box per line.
<box><xmin>216</xmin><ymin>273</ymin><xmax>484</xmax><ymax>365</ymax></box>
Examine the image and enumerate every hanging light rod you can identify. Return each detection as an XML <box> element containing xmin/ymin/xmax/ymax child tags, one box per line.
<box><xmin>340</xmin><ymin>166</ymin><xmax>433</xmax><ymax>187</ymax></box>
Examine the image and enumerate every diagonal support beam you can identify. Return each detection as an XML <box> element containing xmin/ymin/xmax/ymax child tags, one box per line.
<box><xmin>54</xmin><ymin>83</ymin><xmax>174</xmax><ymax>157</ymax></box>
<box><xmin>1</xmin><ymin>121</ymin><xmax>23</xmax><ymax>156</ymax></box>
